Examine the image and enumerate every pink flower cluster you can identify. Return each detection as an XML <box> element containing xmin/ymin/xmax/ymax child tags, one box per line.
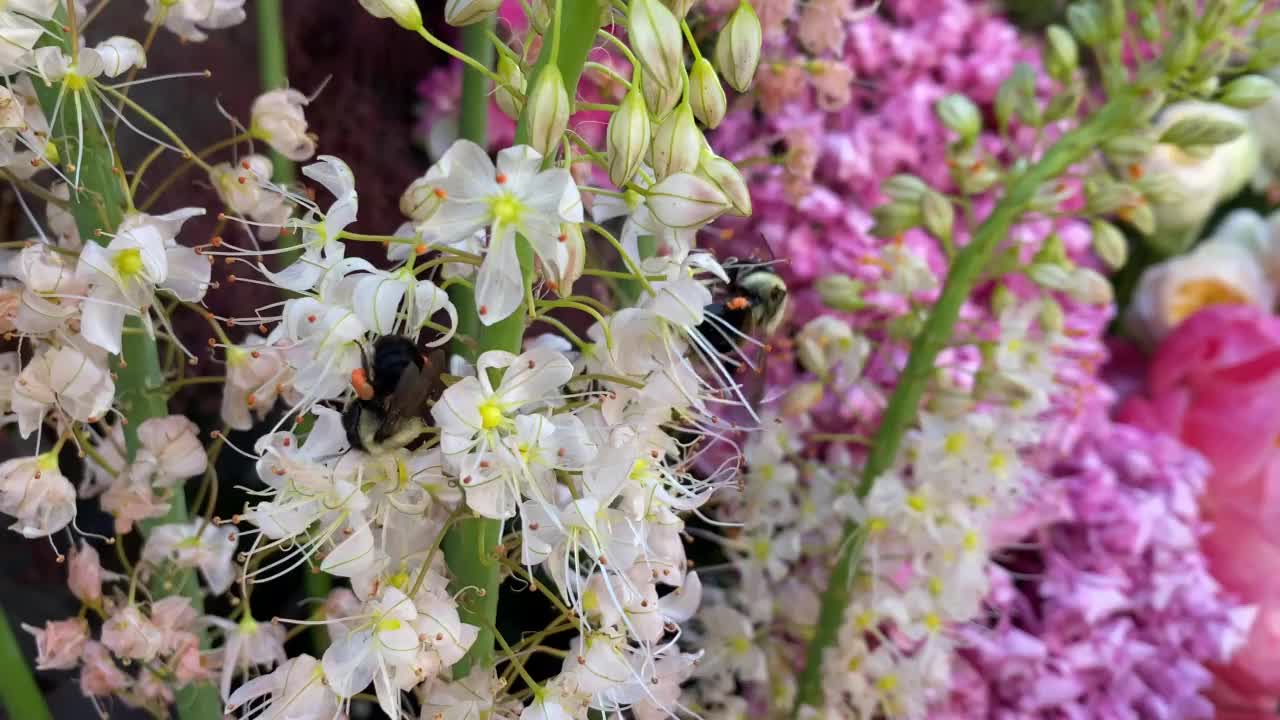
<box><xmin>935</xmin><ymin>421</ymin><xmax>1252</xmax><ymax>719</ymax></box>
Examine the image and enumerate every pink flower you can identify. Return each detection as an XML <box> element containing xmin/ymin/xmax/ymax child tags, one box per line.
<box><xmin>1119</xmin><ymin>304</ymin><xmax>1280</xmax><ymax>705</ymax></box>
<box><xmin>101</xmin><ymin>606</ymin><xmax>163</xmax><ymax>662</ymax></box>
<box><xmin>22</xmin><ymin>617</ymin><xmax>88</xmax><ymax>670</ymax></box>
<box><xmin>79</xmin><ymin>641</ymin><xmax>129</xmax><ymax>698</ymax></box>
<box><xmin>68</xmin><ymin>543</ymin><xmax>106</xmax><ymax>606</ymax></box>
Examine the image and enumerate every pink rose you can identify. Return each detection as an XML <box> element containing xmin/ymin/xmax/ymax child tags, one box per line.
<box><xmin>1119</xmin><ymin>305</ymin><xmax>1280</xmax><ymax>703</ymax></box>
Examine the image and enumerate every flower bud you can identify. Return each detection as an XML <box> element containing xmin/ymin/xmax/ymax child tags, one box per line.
<box><xmin>547</xmin><ymin>222</ymin><xmax>586</xmax><ymax>296</ymax></box>
<box><xmin>936</xmin><ymin>94</ymin><xmax>981</xmax><ymax>141</ymax></box>
<box><xmin>401</xmin><ymin>176</ymin><xmax>443</xmax><ymax>222</ymax></box>
<box><xmin>699</xmin><ymin>151</ymin><xmax>751</xmax><ymax>216</ymax></box>
<box><xmin>920</xmin><ymin>190</ymin><xmax>953</xmax><ymax>242</ymax></box>
<box><xmin>629</xmin><ymin>0</ymin><xmax>683</xmax><ymax>93</ymax></box>
<box><xmin>1066</xmin><ymin>2</ymin><xmax>1105</xmax><ymax>46</ymax></box>
<box><xmin>689</xmin><ymin>58</ymin><xmax>727</xmax><ymax>129</ymax></box>
<box><xmin>251</xmin><ymin>89</ymin><xmax>316</xmax><ymax>162</ymax></box>
<box><xmin>359</xmin><ymin>0</ymin><xmax>423</xmax><ymax>30</ymax></box>
<box><xmin>869</xmin><ymin>201</ymin><xmax>921</xmax><ymax>238</ymax></box>
<box><xmin>495</xmin><ymin>55</ymin><xmax>526</xmax><ymax>120</ymax></box>
<box><xmin>1102</xmin><ymin>134</ymin><xmax>1155</xmax><ymax>166</ymax></box>
<box><xmin>1043</xmin><ymin>24</ymin><xmax>1078</xmax><ymax>82</ymax></box>
<box><xmin>1067</xmin><ymin>267</ymin><xmax>1114</xmax><ymax>305</ymax></box>
<box><xmin>1028</xmin><ymin>263</ymin><xmax>1072</xmax><ymax>292</ymax></box>
<box><xmin>1219</xmin><ymin>74</ymin><xmax>1279</xmax><ymax>110</ymax></box>
<box><xmin>1039</xmin><ymin>298</ymin><xmax>1065</xmax><ymax>334</ymax></box>
<box><xmin>1033</xmin><ymin>232</ymin><xmax>1069</xmax><ymax>267</ymax></box>
<box><xmin>816</xmin><ymin>274</ymin><xmax>865</xmax><ymax>312</ymax></box>
<box><xmin>651</xmin><ymin>103</ymin><xmax>701</xmax><ymax>179</ymax></box>
<box><xmin>796</xmin><ymin>316</ymin><xmax>856</xmax><ymax>377</ymax></box>
<box><xmin>642</xmin><ymin>68</ymin><xmax>681</xmax><ymax>119</ymax></box>
<box><xmin>990</xmin><ymin>283</ymin><xmax>1015</xmax><ymax>315</ymax></box>
<box><xmin>608</xmin><ymin>86</ymin><xmax>651</xmax><ymax>187</ymax></box>
<box><xmin>1117</xmin><ymin>200</ymin><xmax>1156</xmax><ymax>236</ymax></box>
<box><xmin>646</xmin><ymin>172</ymin><xmax>732</xmax><ymax>229</ymax></box>
<box><xmin>1091</xmin><ymin>219</ymin><xmax>1128</xmax><ymax>270</ymax></box>
<box><xmin>1159</xmin><ymin>114</ymin><xmax>1248</xmax><ymax>148</ymax></box>
<box><xmin>714</xmin><ymin>1</ymin><xmax>763</xmax><ymax>93</ymax></box>
<box><xmin>882</xmin><ymin>174</ymin><xmax>929</xmax><ymax>203</ymax></box>
<box><xmin>444</xmin><ymin>0</ymin><xmax>502</xmax><ymax>26</ymax></box>
<box><xmin>663</xmin><ymin>0</ymin><xmax>695</xmax><ymax>17</ymax></box>
<box><xmin>527</xmin><ymin>64</ymin><xmax>570</xmax><ymax>158</ymax></box>
<box><xmin>782</xmin><ymin>381</ymin><xmax>825</xmax><ymax>417</ymax></box>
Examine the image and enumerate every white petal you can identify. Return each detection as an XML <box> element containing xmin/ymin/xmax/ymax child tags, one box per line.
<box><xmin>495</xmin><ymin>145</ymin><xmax>544</xmax><ymax>189</ymax></box>
<box><xmin>474</xmin><ymin>225</ymin><xmax>523</xmax><ymax>326</ymax></box>
<box><xmin>322</xmin><ymin>630</ymin><xmax>378</xmax><ymax>698</ymax></box>
<box><xmin>161</xmin><ymin>245</ymin><xmax>210</xmax><ymax>301</ymax></box>
<box><xmin>412</xmin><ymin>280</ymin><xmax>457</xmax><ymax>346</ymax></box>
<box><xmin>494</xmin><ymin>346</ymin><xmax>573</xmax><ymax>407</ymax></box>
<box><xmin>321</xmin><ymin>521</ymin><xmax>377</xmax><ymax>578</ymax></box>
<box><xmin>79</xmin><ymin>290</ymin><xmax>128</xmax><ymax>354</ymax></box>
<box><xmin>646</xmin><ymin>173</ymin><xmax>731</xmax><ymax>229</ymax></box>
<box><xmin>302</xmin><ymin>156</ymin><xmax>357</xmax><ymax>203</ymax></box>
<box><xmin>353</xmin><ymin>274</ymin><xmax>408</xmax><ymax>335</ymax></box>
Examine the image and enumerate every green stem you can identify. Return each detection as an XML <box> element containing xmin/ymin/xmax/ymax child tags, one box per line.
<box><xmin>442</xmin><ymin>1</ymin><xmax>604</xmax><ymax>679</ymax></box>
<box><xmin>791</xmin><ymin>95</ymin><xmax>1138</xmax><ymax>715</ymax></box>
<box><xmin>30</xmin><ymin>14</ymin><xmax>221</xmax><ymax>720</ymax></box>
<box><xmin>255</xmin><ymin>0</ymin><xmax>294</xmax><ymax>186</ymax></box>
<box><xmin>0</xmin><ymin>607</ymin><xmax>51</xmax><ymax>720</ymax></box>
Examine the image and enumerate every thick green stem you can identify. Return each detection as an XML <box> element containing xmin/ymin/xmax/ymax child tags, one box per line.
<box><xmin>28</xmin><ymin>15</ymin><xmax>221</xmax><ymax>720</ymax></box>
<box><xmin>442</xmin><ymin>1</ymin><xmax>604</xmax><ymax>678</ymax></box>
<box><xmin>255</xmin><ymin>0</ymin><xmax>294</xmax><ymax>186</ymax></box>
<box><xmin>791</xmin><ymin>96</ymin><xmax>1139</xmax><ymax>714</ymax></box>
<box><xmin>0</xmin><ymin>607</ymin><xmax>51</xmax><ymax>720</ymax></box>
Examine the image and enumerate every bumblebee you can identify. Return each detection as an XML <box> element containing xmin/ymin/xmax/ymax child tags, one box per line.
<box><xmin>698</xmin><ymin>260</ymin><xmax>790</xmax><ymax>356</ymax></box>
<box><xmin>343</xmin><ymin>335</ymin><xmax>446</xmax><ymax>454</ymax></box>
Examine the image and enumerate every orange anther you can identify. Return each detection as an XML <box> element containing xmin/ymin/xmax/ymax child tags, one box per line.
<box><xmin>433</xmin><ymin>188</ymin><xmax>447</xmax><ymax>199</ymax></box>
<box><xmin>496</xmin><ymin>173</ymin><xmax>508</xmax><ymax>184</ymax></box>
<box><xmin>727</xmin><ymin>296</ymin><xmax>750</xmax><ymax>311</ymax></box>
<box><xmin>414</xmin><ymin>243</ymin><xmax>428</xmax><ymax>255</ymax></box>
<box><xmin>351</xmin><ymin>368</ymin><xmax>375</xmax><ymax>401</ymax></box>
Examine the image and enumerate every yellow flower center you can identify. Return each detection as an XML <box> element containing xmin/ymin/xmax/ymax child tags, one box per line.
<box><xmin>35</xmin><ymin>452</ymin><xmax>59</xmax><ymax>473</ymax></box>
<box><xmin>112</xmin><ymin>248</ymin><xmax>145</xmax><ymax>278</ymax></box>
<box><xmin>377</xmin><ymin>618</ymin><xmax>402</xmax><ymax>632</ymax></box>
<box><xmin>751</xmin><ymin>536</ymin><xmax>771</xmax><ymax>558</ymax></box>
<box><xmin>628</xmin><ymin>458</ymin><xmax>650</xmax><ymax>481</ymax></box>
<box><xmin>490</xmin><ymin>193</ymin><xmax>523</xmax><ymax>225</ymax></box>
<box><xmin>1168</xmin><ymin>278</ymin><xmax>1250</xmax><ymax>326</ymax></box>
<box><xmin>729</xmin><ymin>636</ymin><xmax>752</xmax><ymax>655</ymax></box>
<box><xmin>905</xmin><ymin>493</ymin><xmax>927</xmax><ymax>513</ymax></box>
<box><xmin>478</xmin><ymin>399</ymin><xmax>504</xmax><ymax>430</ymax></box>
<box><xmin>923</xmin><ymin>613</ymin><xmax>942</xmax><ymax>633</ymax></box>
<box><xmin>65</xmin><ymin>71</ymin><xmax>88</xmax><ymax>92</ymax></box>
<box><xmin>866</xmin><ymin>517</ymin><xmax>887</xmax><ymax>534</ymax></box>
<box><xmin>387</xmin><ymin>570</ymin><xmax>411</xmax><ymax>591</ymax></box>
<box><xmin>876</xmin><ymin>674</ymin><xmax>898</xmax><ymax>692</ymax></box>
<box><xmin>943</xmin><ymin>432</ymin><xmax>968</xmax><ymax>455</ymax></box>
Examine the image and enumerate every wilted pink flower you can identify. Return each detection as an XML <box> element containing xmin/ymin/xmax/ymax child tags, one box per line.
<box><xmin>80</xmin><ymin>642</ymin><xmax>129</xmax><ymax>698</ymax></box>
<box><xmin>22</xmin><ymin>617</ymin><xmax>88</xmax><ymax>670</ymax></box>
<box><xmin>68</xmin><ymin>543</ymin><xmax>106</xmax><ymax>606</ymax></box>
<box><xmin>1120</xmin><ymin>305</ymin><xmax>1280</xmax><ymax>707</ymax></box>
<box><xmin>101</xmin><ymin>606</ymin><xmax>163</xmax><ymax>662</ymax></box>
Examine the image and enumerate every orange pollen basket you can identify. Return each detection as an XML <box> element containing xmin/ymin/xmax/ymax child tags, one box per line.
<box><xmin>727</xmin><ymin>296</ymin><xmax>751</xmax><ymax>311</ymax></box>
<box><xmin>351</xmin><ymin>368</ymin><xmax>375</xmax><ymax>401</ymax></box>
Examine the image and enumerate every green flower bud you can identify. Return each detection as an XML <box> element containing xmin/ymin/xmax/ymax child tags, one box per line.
<box><xmin>607</xmin><ymin>86</ymin><xmax>651</xmax><ymax>187</ymax></box>
<box><xmin>1102</xmin><ymin>134</ymin><xmax>1156</xmax><ymax>166</ymax></box>
<box><xmin>714</xmin><ymin>1</ymin><xmax>763</xmax><ymax>93</ymax></box>
<box><xmin>1044</xmin><ymin>86</ymin><xmax>1083</xmax><ymax>123</ymax></box>
<box><xmin>882</xmin><ymin>174</ymin><xmax>930</xmax><ymax>203</ymax></box>
<box><xmin>494</xmin><ymin>55</ymin><xmax>526</xmax><ymax>120</ymax></box>
<box><xmin>699</xmin><ymin>151</ymin><xmax>751</xmax><ymax>216</ymax></box>
<box><xmin>1044</xmin><ymin>25</ymin><xmax>1078</xmax><ymax>82</ymax></box>
<box><xmin>1090</xmin><ymin>219</ymin><xmax>1128</xmax><ymax>271</ymax></box>
<box><xmin>990</xmin><ymin>283</ymin><xmax>1015</xmax><ymax>315</ymax></box>
<box><xmin>920</xmin><ymin>190</ymin><xmax>954</xmax><ymax>242</ymax></box>
<box><xmin>360</xmin><ymin>0</ymin><xmax>424</xmax><ymax>29</ymax></box>
<box><xmin>816</xmin><ymin>275</ymin><xmax>865</xmax><ymax>312</ymax></box>
<box><xmin>689</xmin><ymin>58</ymin><xmax>727</xmax><ymax>129</ymax></box>
<box><xmin>527</xmin><ymin>65</ymin><xmax>570</xmax><ymax>158</ymax></box>
<box><xmin>642</xmin><ymin>68</ymin><xmax>680</xmax><ymax>120</ymax></box>
<box><xmin>1028</xmin><ymin>263</ymin><xmax>1072</xmax><ymax>291</ymax></box>
<box><xmin>869</xmin><ymin>201</ymin><xmax>922</xmax><ymax>238</ymax></box>
<box><xmin>1117</xmin><ymin>200</ymin><xmax>1156</xmax><ymax>236</ymax></box>
<box><xmin>1039</xmin><ymin>297</ymin><xmax>1065</xmax><ymax>334</ymax></box>
<box><xmin>1067</xmin><ymin>267</ymin><xmax>1114</xmax><ymax>305</ymax></box>
<box><xmin>1159</xmin><ymin>114</ymin><xmax>1247</xmax><ymax>148</ymax></box>
<box><xmin>1219</xmin><ymin>74</ymin><xmax>1279</xmax><ymax>110</ymax></box>
<box><xmin>651</xmin><ymin>103</ymin><xmax>701</xmax><ymax>179</ymax></box>
<box><xmin>1066</xmin><ymin>3</ymin><xmax>1105</xmax><ymax>46</ymax></box>
<box><xmin>935</xmin><ymin>94</ymin><xmax>981</xmax><ymax>141</ymax></box>
<box><xmin>1033</xmin><ymin>232</ymin><xmax>1069</xmax><ymax>267</ymax></box>
<box><xmin>443</xmin><ymin>0</ymin><xmax>501</xmax><ymax>26</ymax></box>
<box><xmin>629</xmin><ymin>0</ymin><xmax>684</xmax><ymax>93</ymax></box>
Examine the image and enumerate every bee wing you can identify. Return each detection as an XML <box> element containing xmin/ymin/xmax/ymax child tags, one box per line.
<box><xmin>378</xmin><ymin>351</ymin><xmax>446</xmax><ymax>440</ymax></box>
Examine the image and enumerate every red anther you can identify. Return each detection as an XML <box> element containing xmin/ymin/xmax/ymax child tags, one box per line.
<box><xmin>307</xmin><ymin>314</ymin><xmax>317</xmax><ymax>323</ymax></box>
<box><xmin>496</xmin><ymin>173</ymin><xmax>508</xmax><ymax>184</ymax></box>
<box><xmin>478</xmin><ymin>305</ymin><xmax>488</xmax><ymax>316</ymax></box>
<box><xmin>414</xmin><ymin>243</ymin><xmax>428</xmax><ymax>255</ymax></box>
<box><xmin>241</xmin><ymin>160</ymin><xmax>251</xmax><ymax>170</ymax></box>
<box><xmin>433</xmin><ymin>188</ymin><xmax>447</xmax><ymax>199</ymax></box>
<box><xmin>246</xmin><ymin>393</ymin><xmax>257</xmax><ymax>408</ymax></box>
<box><xmin>237</xmin><ymin>176</ymin><xmax>247</xmax><ymax>184</ymax></box>
<box><xmin>557</xmin><ymin>233</ymin><xmax>567</xmax><ymax>243</ymax></box>
<box><xmin>251</xmin><ymin>350</ymin><xmax>261</xmax><ymax>358</ymax></box>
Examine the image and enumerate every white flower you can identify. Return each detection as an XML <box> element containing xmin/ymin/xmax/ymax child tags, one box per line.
<box><xmin>0</xmin><ymin>0</ymin><xmax>57</xmax><ymax>73</ymax></box>
<box><xmin>209</xmin><ymin>615</ymin><xmax>287</xmax><ymax>702</ymax></box>
<box><xmin>1126</xmin><ymin>234</ymin><xmax>1274</xmax><ymax>344</ymax></box>
<box><xmin>0</xmin><ymin>451</ymin><xmax>75</xmax><ymax>538</ymax></box>
<box><xmin>221</xmin><ymin>335</ymin><xmax>289</xmax><ymax>430</ymax></box>
<box><xmin>697</xmin><ymin>606</ymin><xmax>766</xmax><ymax>684</ymax></box>
<box><xmin>419</xmin><ymin>671</ymin><xmax>504</xmax><ymax>720</ymax></box>
<box><xmin>433</xmin><ymin>346</ymin><xmax>574</xmax><ymax>465</ymax></box>
<box><xmin>251</xmin><ymin>88</ymin><xmax>316</xmax><ymax>162</ymax></box>
<box><xmin>322</xmin><ymin>587</ymin><xmax>419</xmax><ymax>717</ymax></box>
<box><xmin>210</xmin><ymin>154</ymin><xmax>292</xmax><ymax>239</ymax></box>
<box><xmin>7</xmin><ymin>243</ymin><xmax>87</xmax><ymax>336</ymax></box>
<box><xmin>76</xmin><ymin>209</ymin><xmax>209</xmax><ymax>353</ymax></box>
<box><xmin>460</xmin><ymin>412</ymin><xmax>596</xmax><ymax>519</ymax></box>
<box><xmin>262</xmin><ymin>156</ymin><xmax>355</xmax><ymax>292</ymax></box>
<box><xmin>32</xmin><ymin>36</ymin><xmax>147</xmax><ymax>82</ymax></box>
<box><xmin>12</xmin><ymin>343</ymin><xmax>114</xmax><ymax>438</ymax></box>
<box><xmin>136</xmin><ymin>415</ymin><xmax>207</xmax><ymax>488</ymax></box>
<box><xmin>146</xmin><ymin>0</ymin><xmax>247</xmax><ymax>43</ymax></box>
<box><xmin>141</xmin><ymin>521</ymin><xmax>238</xmax><ymax>594</ymax></box>
<box><xmin>418</xmin><ymin>141</ymin><xmax>583</xmax><ymax>325</ymax></box>
<box><xmin>226</xmin><ymin>654</ymin><xmax>338</xmax><ymax>719</ymax></box>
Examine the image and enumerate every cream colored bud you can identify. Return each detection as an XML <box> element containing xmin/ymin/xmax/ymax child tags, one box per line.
<box><xmin>1219</xmin><ymin>74</ymin><xmax>1279</xmax><ymax>110</ymax></box>
<box><xmin>1091</xmin><ymin>219</ymin><xmax>1128</xmax><ymax>271</ymax></box>
<box><xmin>547</xmin><ymin>223</ymin><xmax>586</xmax><ymax>296</ymax></box>
<box><xmin>1028</xmin><ymin>263</ymin><xmax>1073</xmax><ymax>292</ymax></box>
<box><xmin>445</xmin><ymin>0</ymin><xmax>502</xmax><ymax>26</ymax></box>
<box><xmin>920</xmin><ymin>190</ymin><xmax>953</xmax><ymax>242</ymax></box>
<box><xmin>651</xmin><ymin>103</ymin><xmax>701</xmax><ymax>179</ymax></box>
<box><xmin>936</xmin><ymin>94</ymin><xmax>980</xmax><ymax>140</ymax></box>
<box><xmin>642</xmin><ymin>69</ymin><xmax>681</xmax><ymax>119</ymax></box>
<box><xmin>662</xmin><ymin>0</ymin><xmax>695</xmax><ymax>18</ymax></box>
<box><xmin>783</xmin><ymin>381</ymin><xmax>825</xmax><ymax>418</ymax></box>
<box><xmin>527</xmin><ymin>65</ymin><xmax>570</xmax><ymax>157</ymax></box>
<box><xmin>629</xmin><ymin>0</ymin><xmax>683</xmax><ymax>93</ymax></box>
<box><xmin>401</xmin><ymin>177</ymin><xmax>442</xmax><ymax>222</ymax></box>
<box><xmin>714</xmin><ymin>1</ymin><xmax>762</xmax><ymax>93</ymax></box>
<box><xmin>882</xmin><ymin>174</ymin><xmax>930</xmax><ymax>203</ymax></box>
<box><xmin>699</xmin><ymin>151</ymin><xmax>751</xmax><ymax>216</ymax></box>
<box><xmin>796</xmin><ymin>315</ymin><xmax>855</xmax><ymax>377</ymax></box>
<box><xmin>816</xmin><ymin>275</ymin><xmax>864</xmax><ymax>312</ymax></box>
<box><xmin>608</xmin><ymin>87</ymin><xmax>651</xmax><ymax>187</ymax></box>
<box><xmin>495</xmin><ymin>55</ymin><xmax>526</xmax><ymax>120</ymax></box>
<box><xmin>359</xmin><ymin>0</ymin><xmax>423</xmax><ymax>29</ymax></box>
<box><xmin>689</xmin><ymin>58</ymin><xmax>727</xmax><ymax>129</ymax></box>
<box><xmin>1039</xmin><ymin>298</ymin><xmax>1065</xmax><ymax>334</ymax></box>
<box><xmin>1067</xmin><ymin>267</ymin><xmax>1114</xmax><ymax>305</ymax></box>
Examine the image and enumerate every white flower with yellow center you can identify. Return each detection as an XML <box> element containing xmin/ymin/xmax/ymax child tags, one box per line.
<box><xmin>418</xmin><ymin>140</ymin><xmax>583</xmax><ymax>325</ymax></box>
<box><xmin>321</xmin><ymin>587</ymin><xmax>420</xmax><ymax>718</ymax></box>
